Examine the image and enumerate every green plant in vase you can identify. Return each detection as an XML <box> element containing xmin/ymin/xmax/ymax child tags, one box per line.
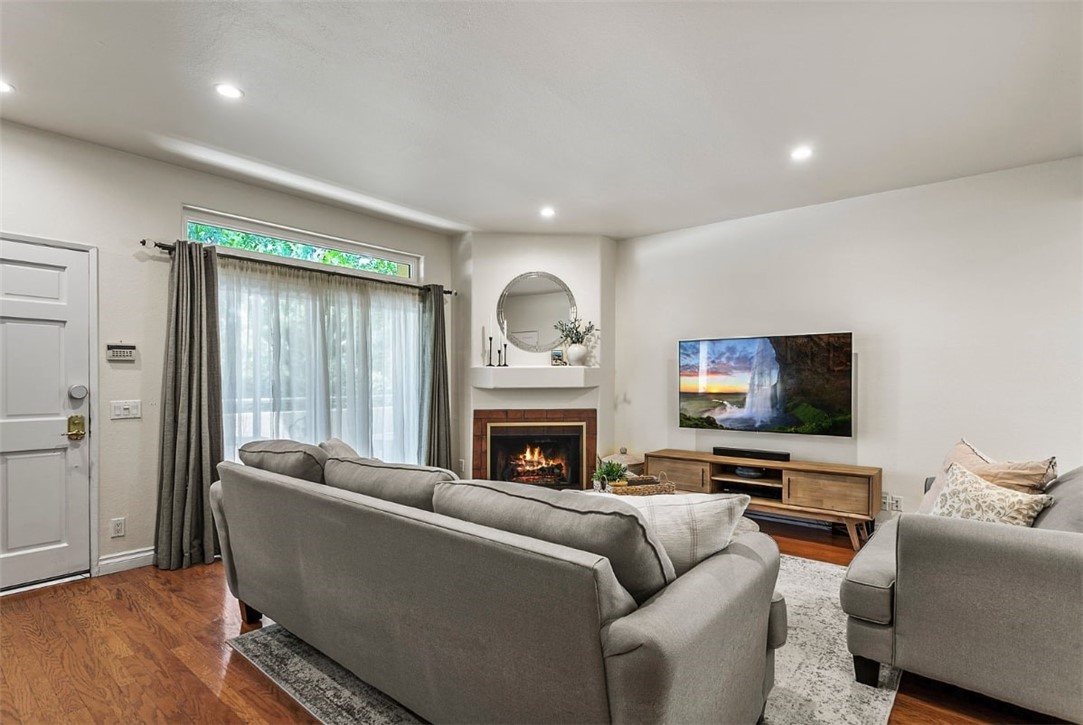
<box><xmin>592</xmin><ymin>460</ymin><xmax>628</xmax><ymax>490</ymax></box>
<box><xmin>554</xmin><ymin>317</ymin><xmax>597</xmax><ymax>366</ymax></box>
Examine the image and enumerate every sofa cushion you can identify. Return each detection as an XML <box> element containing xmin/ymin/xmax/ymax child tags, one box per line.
<box><xmin>1032</xmin><ymin>466</ymin><xmax>1083</xmax><ymax>533</ymax></box>
<box><xmin>920</xmin><ymin>439</ymin><xmax>1057</xmax><ymax>512</ymax></box>
<box><xmin>931</xmin><ymin>463</ymin><xmax>1053</xmax><ymax>527</ymax></box>
<box><xmin>318</xmin><ymin>437</ymin><xmax>367</xmax><ymax>459</ymax></box>
<box><xmin>238</xmin><ymin>439</ymin><xmax>328</xmax><ymax>483</ymax></box>
<box><xmin>324</xmin><ymin>457</ymin><xmax>458</xmax><ymax>511</ymax></box>
<box><xmin>588</xmin><ymin>492</ymin><xmax>751</xmax><ymax>576</ymax></box>
<box><xmin>840</xmin><ymin>516</ymin><xmax>898</xmax><ymax>625</ymax></box>
<box><xmin>433</xmin><ymin>480</ymin><xmax>675</xmax><ymax>604</ymax></box>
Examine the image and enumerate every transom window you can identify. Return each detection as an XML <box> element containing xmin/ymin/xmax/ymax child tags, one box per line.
<box><xmin>183</xmin><ymin>207</ymin><xmax>420</xmax><ymax>282</ymax></box>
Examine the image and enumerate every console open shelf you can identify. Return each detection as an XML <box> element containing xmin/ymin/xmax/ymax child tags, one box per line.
<box><xmin>644</xmin><ymin>448</ymin><xmax>882</xmax><ymax>550</ymax></box>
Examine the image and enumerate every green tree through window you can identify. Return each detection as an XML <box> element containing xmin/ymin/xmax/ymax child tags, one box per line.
<box><xmin>186</xmin><ymin>222</ymin><xmax>410</xmax><ymax>278</ymax></box>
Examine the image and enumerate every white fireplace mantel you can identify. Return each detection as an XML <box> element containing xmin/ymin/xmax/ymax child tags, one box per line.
<box><xmin>470</xmin><ymin>365</ymin><xmax>602</xmax><ymax>390</ymax></box>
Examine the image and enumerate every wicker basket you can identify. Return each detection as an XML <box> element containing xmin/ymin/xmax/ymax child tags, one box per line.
<box><xmin>604</xmin><ymin>472</ymin><xmax>675</xmax><ymax>496</ymax></box>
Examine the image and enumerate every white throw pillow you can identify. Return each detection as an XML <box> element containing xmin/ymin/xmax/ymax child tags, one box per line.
<box><xmin>931</xmin><ymin>463</ymin><xmax>1053</xmax><ymax>527</ymax></box>
<box><xmin>604</xmin><ymin>493</ymin><xmax>751</xmax><ymax>576</ymax></box>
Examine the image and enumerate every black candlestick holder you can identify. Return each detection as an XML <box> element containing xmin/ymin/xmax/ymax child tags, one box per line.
<box><xmin>500</xmin><ymin>343</ymin><xmax>509</xmax><ymax>367</ymax></box>
<box><xmin>487</xmin><ymin>336</ymin><xmax>494</xmax><ymax>367</ymax></box>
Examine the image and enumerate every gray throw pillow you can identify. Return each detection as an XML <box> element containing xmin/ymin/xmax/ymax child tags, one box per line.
<box><xmin>1032</xmin><ymin>466</ymin><xmax>1082</xmax><ymax>533</ymax></box>
<box><xmin>324</xmin><ymin>457</ymin><xmax>458</xmax><ymax>511</ymax></box>
<box><xmin>433</xmin><ymin>480</ymin><xmax>676</xmax><ymax>604</ymax></box>
<box><xmin>238</xmin><ymin>439</ymin><xmax>328</xmax><ymax>483</ymax></box>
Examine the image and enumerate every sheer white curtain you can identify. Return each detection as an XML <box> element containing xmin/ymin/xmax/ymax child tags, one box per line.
<box><xmin>218</xmin><ymin>257</ymin><xmax>421</xmax><ymax>462</ymax></box>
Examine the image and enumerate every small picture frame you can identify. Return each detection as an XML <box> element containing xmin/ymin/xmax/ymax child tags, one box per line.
<box><xmin>550</xmin><ymin>349</ymin><xmax>566</xmax><ymax>366</ymax></box>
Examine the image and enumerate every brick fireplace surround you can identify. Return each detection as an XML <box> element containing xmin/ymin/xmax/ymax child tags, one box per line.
<box><xmin>472</xmin><ymin>409</ymin><xmax>598</xmax><ymax>487</ymax></box>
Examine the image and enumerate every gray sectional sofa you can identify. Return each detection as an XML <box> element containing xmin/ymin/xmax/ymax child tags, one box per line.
<box><xmin>210</xmin><ymin>445</ymin><xmax>787</xmax><ymax>724</ymax></box>
<box><xmin>840</xmin><ymin>466</ymin><xmax>1083</xmax><ymax>723</ymax></box>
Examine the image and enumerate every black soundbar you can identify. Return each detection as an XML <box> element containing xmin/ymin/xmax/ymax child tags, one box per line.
<box><xmin>712</xmin><ymin>446</ymin><xmax>791</xmax><ymax>462</ymax></box>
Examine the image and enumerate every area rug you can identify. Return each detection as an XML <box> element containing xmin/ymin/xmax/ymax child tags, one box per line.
<box><xmin>229</xmin><ymin>555</ymin><xmax>899</xmax><ymax>725</ymax></box>
<box><xmin>764</xmin><ymin>556</ymin><xmax>901</xmax><ymax>725</ymax></box>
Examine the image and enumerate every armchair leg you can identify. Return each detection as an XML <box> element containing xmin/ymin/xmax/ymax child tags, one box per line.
<box><xmin>239</xmin><ymin>600</ymin><xmax>263</xmax><ymax>624</ymax></box>
<box><xmin>853</xmin><ymin>655</ymin><xmax>880</xmax><ymax>687</ymax></box>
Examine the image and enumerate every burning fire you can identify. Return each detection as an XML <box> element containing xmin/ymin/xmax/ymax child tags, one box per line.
<box><xmin>505</xmin><ymin>444</ymin><xmax>566</xmax><ymax>485</ymax></box>
<box><xmin>519</xmin><ymin>446</ymin><xmax>551</xmax><ymax>465</ymax></box>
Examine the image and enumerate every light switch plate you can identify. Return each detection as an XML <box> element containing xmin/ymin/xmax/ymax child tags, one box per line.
<box><xmin>110</xmin><ymin>400</ymin><xmax>142</xmax><ymax>419</ymax></box>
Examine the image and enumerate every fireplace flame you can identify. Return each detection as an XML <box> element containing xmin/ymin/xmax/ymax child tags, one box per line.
<box><xmin>506</xmin><ymin>444</ymin><xmax>567</xmax><ymax>485</ymax></box>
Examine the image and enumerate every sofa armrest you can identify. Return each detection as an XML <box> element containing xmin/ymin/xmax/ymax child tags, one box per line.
<box><xmin>602</xmin><ymin>532</ymin><xmax>780</xmax><ymax>725</ymax></box>
<box><xmin>209</xmin><ymin>481</ymin><xmax>238</xmax><ymax>596</ymax></box>
<box><xmin>895</xmin><ymin>513</ymin><xmax>1083</xmax><ymax>721</ymax></box>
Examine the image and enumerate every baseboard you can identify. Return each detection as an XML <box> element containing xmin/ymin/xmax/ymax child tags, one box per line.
<box><xmin>96</xmin><ymin>547</ymin><xmax>155</xmax><ymax>576</ymax></box>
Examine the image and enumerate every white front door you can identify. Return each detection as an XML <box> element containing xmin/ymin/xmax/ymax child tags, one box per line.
<box><xmin>0</xmin><ymin>238</ymin><xmax>92</xmax><ymax>589</ymax></box>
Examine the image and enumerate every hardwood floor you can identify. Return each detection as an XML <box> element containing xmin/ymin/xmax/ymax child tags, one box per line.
<box><xmin>0</xmin><ymin>521</ymin><xmax>1061</xmax><ymax>724</ymax></box>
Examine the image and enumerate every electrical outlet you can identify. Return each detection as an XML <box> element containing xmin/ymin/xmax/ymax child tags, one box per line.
<box><xmin>890</xmin><ymin>496</ymin><xmax>903</xmax><ymax>512</ymax></box>
<box><xmin>110</xmin><ymin>517</ymin><xmax>126</xmax><ymax>538</ymax></box>
<box><xmin>881</xmin><ymin>492</ymin><xmax>890</xmax><ymax>509</ymax></box>
<box><xmin>458</xmin><ymin>458</ymin><xmax>466</xmax><ymax>476</ymax></box>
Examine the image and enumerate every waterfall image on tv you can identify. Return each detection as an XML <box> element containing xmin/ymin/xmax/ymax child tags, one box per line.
<box><xmin>679</xmin><ymin>332</ymin><xmax>853</xmax><ymax>437</ymax></box>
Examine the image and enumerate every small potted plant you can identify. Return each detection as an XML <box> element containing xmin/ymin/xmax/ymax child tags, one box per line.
<box><xmin>554</xmin><ymin>317</ymin><xmax>597</xmax><ymax>366</ymax></box>
<box><xmin>592</xmin><ymin>460</ymin><xmax>628</xmax><ymax>491</ymax></box>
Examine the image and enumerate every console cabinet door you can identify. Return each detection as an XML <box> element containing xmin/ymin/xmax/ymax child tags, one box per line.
<box><xmin>784</xmin><ymin>471</ymin><xmax>870</xmax><ymax>515</ymax></box>
<box><xmin>647</xmin><ymin>457</ymin><xmax>710</xmax><ymax>492</ymax></box>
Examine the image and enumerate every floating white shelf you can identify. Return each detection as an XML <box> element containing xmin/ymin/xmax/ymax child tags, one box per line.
<box><xmin>470</xmin><ymin>365</ymin><xmax>602</xmax><ymax>389</ymax></box>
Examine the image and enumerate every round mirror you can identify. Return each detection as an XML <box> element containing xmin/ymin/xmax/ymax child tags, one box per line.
<box><xmin>497</xmin><ymin>272</ymin><xmax>576</xmax><ymax>352</ymax></box>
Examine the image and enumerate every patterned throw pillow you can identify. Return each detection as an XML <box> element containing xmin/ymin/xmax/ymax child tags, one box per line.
<box><xmin>919</xmin><ymin>439</ymin><xmax>1058</xmax><ymax>513</ymax></box>
<box><xmin>931</xmin><ymin>463</ymin><xmax>1054</xmax><ymax>527</ymax></box>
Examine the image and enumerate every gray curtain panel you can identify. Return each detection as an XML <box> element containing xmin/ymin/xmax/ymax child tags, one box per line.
<box><xmin>420</xmin><ymin>284</ymin><xmax>452</xmax><ymax>469</ymax></box>
<box><xmin>155</xmin><ymin>240</ymin><xmax>224</xmax><ymax>570</ymax></box>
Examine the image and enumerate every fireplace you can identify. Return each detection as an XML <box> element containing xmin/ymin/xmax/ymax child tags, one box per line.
<box><xmin>472</xmin><ymin>409</ymin><xmax>597</xmax><ymax>489</ymax></box>
<box><xmin>489</xmin><ymin>423</ymin><xmax>584</xmax><ymax>488</ymax></box>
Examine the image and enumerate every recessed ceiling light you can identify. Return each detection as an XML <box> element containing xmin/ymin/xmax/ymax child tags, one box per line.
<box><xmin>790</xmin><ymin>145</ymin><xmax>814</xmax><ymax>162</ymax></box>
<box><xmin>540</xmin><ymin>206</ymin><xmax>556</xmax><ymax>218</ymax></box>
<box><xmin>215</xmin><ymin>83</ymin><xmax>244</xmax><ymax>99</ymax></box>
<box><xmin>0</xmin><ymin>81</ymin><xmax>14</xmax><ymax>93</ymax></box>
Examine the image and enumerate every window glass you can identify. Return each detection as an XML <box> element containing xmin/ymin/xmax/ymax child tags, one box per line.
<box><xmin>186</xmin><ymin>221</ymin><xmax>412</xmax><ymax>278</ymax></box>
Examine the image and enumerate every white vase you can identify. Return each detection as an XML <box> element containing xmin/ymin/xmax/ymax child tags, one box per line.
<box><xmin>566</xmin><ymin>343</ymin><xmax>588</xmax><ymax>366</ymax></box>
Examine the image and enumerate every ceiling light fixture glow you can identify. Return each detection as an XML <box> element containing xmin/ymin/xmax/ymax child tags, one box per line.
<box><xmin>540</xmin><ymin>206</ymin><xmax>556</xmax><ymax>218</ymax></box>
<box><xmin>790</xmin><ymin>145</ymin><xmax>814</xmax><ymax>162</ymax></box>
<box><xmin>215</xmin><ymin>83</ymin><xmax>244</xmax><ymax>99</ymax></box>
<box><xmin>0</xmin><ymin>81</ymin><xmax>14</xmax><ymax>93</ymax></box>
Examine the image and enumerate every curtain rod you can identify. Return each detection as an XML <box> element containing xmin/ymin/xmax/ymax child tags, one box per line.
<box><xmin>139</xmin><ymin>239</ymin><xmax>456</xmax><ymax>296</ymax></box>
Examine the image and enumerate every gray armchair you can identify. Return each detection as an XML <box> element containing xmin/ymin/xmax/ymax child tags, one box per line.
<box><xmin>840</xmin><ymin>467</ymin><xmax>1083</xmax><ymax>723</ymax></box>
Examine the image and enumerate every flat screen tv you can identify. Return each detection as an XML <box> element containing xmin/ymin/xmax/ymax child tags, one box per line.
<box><xmin>678</xmin><ymin>332</ymin><xmax>853</xmax><ymax>437</ymax></box>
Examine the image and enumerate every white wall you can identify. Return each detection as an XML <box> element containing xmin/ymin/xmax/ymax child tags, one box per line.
<box><xmin>453</xmin><ymin>233</ymin><xmax>617</xmax><ymax>476</ymax></box>
<box><xmin>614</xmin><ymin>158</ymin><xmax>1083</xmax><ymax>513</ymax></box>
<box><xmin>0</xmin><ymin>121</ymin><xmax>455</xmax><ymax>562</ymax></box>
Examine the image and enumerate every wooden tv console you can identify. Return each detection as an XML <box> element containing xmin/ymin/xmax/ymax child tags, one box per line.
<box><xmin>643</xmin><ymin>449</ymin><xmax>882</xmax><ymax>550</ymax></box>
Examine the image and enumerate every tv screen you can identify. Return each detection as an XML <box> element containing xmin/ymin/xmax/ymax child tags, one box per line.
<box><xmin>678</xmin><ymin>332</ymin><xmax>853</xmax><ymax>437</ymax></box>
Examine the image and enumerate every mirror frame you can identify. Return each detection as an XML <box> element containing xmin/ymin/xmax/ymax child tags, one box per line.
<box><xmin>497</xmin><ymin>271</ymin><xmax>577</xmax><ymax>353</ymax></box>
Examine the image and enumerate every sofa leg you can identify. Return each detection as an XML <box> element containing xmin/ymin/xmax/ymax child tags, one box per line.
<box><xmin>239</xmin><ymin>600</ymin><xmax>263</xmax><ymax>624</ymax></box>
<box><xmin>853</xmin><ymin>655</ymin><xmax>880</xmax><ymax>687</ymax></box>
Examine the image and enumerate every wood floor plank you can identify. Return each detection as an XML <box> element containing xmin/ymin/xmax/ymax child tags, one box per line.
<box><xmin>3</xmin><ymin>590</ymin><xmax>99</xmax><ymax>721</ymax></box>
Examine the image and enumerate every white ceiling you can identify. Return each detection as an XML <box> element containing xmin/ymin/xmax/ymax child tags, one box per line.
<box><xmin>1</xmin><ymin>2</ymin><xmax>1079</xmax><ymax>238</ymax></box>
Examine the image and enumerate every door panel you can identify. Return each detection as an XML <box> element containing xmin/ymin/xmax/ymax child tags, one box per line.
<box><xmin>0</xmin><ymin>238</ymin><xmax>91</xmax><ymax>589</ymax></box>
<box><xmin>3</xmin><ymin>321</ymin><xmax>64</xmax><ymax>415</ymax></box>
<box><xmin>4</xmin><ymin>451</ymin><xmax>66</xmax><ymax>549</ymax></box>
